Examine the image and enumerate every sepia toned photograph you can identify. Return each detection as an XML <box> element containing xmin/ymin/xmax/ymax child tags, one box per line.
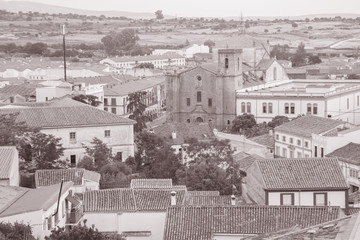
<box><xmin>0</xmin><ymin>0</ymin><xmax>360</xmax><ymax>239</ymax></box>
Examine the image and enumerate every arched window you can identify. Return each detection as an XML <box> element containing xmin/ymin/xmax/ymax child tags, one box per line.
<box><xmin>284</xmin><ymin>103</ymin><xmax>289</xmax><ymax>114</ymax></box>
<box><xmin>241</xmin><ymin>102</ymin><xmax>245</xmax><ymax>113</ymax></box>
<box><xmin>237</xmin><ymin>57</ymin><xmax>240</xmax><ymax>71</ymax></box>
<box><xmin>187</xmin><ymin>119</ymin><xmax>190</xmax><ymax>123</ymax></box>
<box><xmin>268</xmin><ymin>103</ymin><xmax>273</xmax><ymax>114</ymax></box>
<box><xmin>227</xmin><ymin>120</ymin><xmax>231</xmax><ymax>125</ymax></box>
<box><xmin>263</xmin><ymin>103</ymin><xmax>267</xmax><ymax>113</ymax></box>
<box><xmin>225</xmin><ymin>58</ymin><xmax>229</xmax><ymax>69</ymax></box>
<box><xmin>247</xmin><ymin>102</ymin><xmax>251</xmax><ymax>113</ymax></box>
<box><xmin>273</xmin><ymin>67</ymin><xmax>277</xmax><ymax>80</ymax></box>
<box><xmin>290</xmin><ymin>103</ymin><xmax>295</xmax><ymax>114</ymax></box>
<box><xmin>196</xmin><ymin>117</ymin><xmax>203</xmax><ymax>123</ymax></box>
<box><xmin>307</xmin><ymin>103</ymin><xmax>312</xmax><ymax>114</ymax></box>
<box><xmin>313</xmin><ymin>103</ymin><xmax>318</xmax><ymax>115</ymax></box>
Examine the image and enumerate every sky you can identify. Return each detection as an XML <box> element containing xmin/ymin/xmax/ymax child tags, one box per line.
<box><xmin>7</xmin><ymin>0</ymin><xmax>360</xmax><ymax>17</ymax></box>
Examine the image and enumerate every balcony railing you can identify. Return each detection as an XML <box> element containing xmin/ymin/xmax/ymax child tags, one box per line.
<box><xmin>66</xmin><ymin>206</ymin><xmax>83</xmax><ymax>225</ymax></box>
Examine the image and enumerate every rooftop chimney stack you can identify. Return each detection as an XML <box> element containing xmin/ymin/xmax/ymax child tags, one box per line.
<box><xmin>231</xmin><ymin>195</ymin><xmax>236</xmax><ymax>206</ymax></box>
<box><xmin>170</xmin><ymin>191</ymin><xmax>176</xmax><ymax>206</ymax></box>
<box><xmin>171</xmin><ymin>131</ymin><xmax>177</xmax><ymax>139</ymax></box>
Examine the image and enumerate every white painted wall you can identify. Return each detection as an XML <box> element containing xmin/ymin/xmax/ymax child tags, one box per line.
<box><xmin>84</xmin><ymin>212</ymin><xmax>118</xmax><ymax>232</ymax></box>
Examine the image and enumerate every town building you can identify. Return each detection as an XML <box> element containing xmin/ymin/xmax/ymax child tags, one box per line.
<box><xmin>100</xmin><ymin>53</ymin><xmax>186</xmax><ymax>69</ymax></box>
<box><xmin>254</xmin><ymin>58</ymin><xmax>289</xmax><ymax>81</ymax></box>
<box><xmin>152</xmin><ymin>44</ymin><xmax>210</xmax><ymax>59</ymax></box>
<box><xmin>0</xmin><ymin>146</ymin><xmax>19</xmax><ymax>186</ymax></box>
<box><xmin>245</xmin><ymin>158</ymin><xmax>349</xmax><ymax>208</ymax></box>
<box><xmin>0</xmin><ymin>98</ymin><xmax>135</xmax><ymax>165</ymax></box>
<box><xmin>35</xmin><ymin>168</ymin><xmax>101</xmax><ymax>194</ymax></box>
<box><xmin>0</xmin><ymin>182</ymin><xmax>82</xmax><ymax>239</ymax></box>
<box><xmin>236</xmin><ymin>79</ymin><xmax>360</xmax><ymax>125</ymax></box>
<box><xmin>274</xmin><ymin>115</ymin><xmax>360</xmax><ymax>158</ymax></box>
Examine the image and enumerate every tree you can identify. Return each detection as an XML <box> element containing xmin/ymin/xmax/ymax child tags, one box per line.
<box><xmin>84</xmin><ymin>138</ymin><xmax>112</xmax><ymax>169</ymax></box>
<box><xmin>101</xmin><ymin>29</ymin><xmax>140</xmax><ymax>56</ymax></box>
<box><xmin>264</xmin><ymin>29</ymin><xmax>269</xmax><ymax>33</ymax></box>
<box><xmin>135</xmin><ymin>63</ymin><xmax>154</xmax><ymax>69</ymax></box>
<box><xmin>270</xmin><ymin>44</ymin><xmax>290</xmax><ymax>60</ymax></box>
<box><xmin>308</xmin><ymin>55</ymin><xmax>322</xmax><ymax>64</ymax></box>
<box><xmin>0</xmin><ymin>222</ymin><xmax>35</xmax><ymax>240</ymax></box>
<box><xmin>267</xmin><ymin>115</ymin><xmax>289</xmax><ymax>128</ymax></box>
<box><xmin>77</xmin><ymin>155</ymin><xmax>97</xmax><ymax>171</ymax></box>
<box><xmin>291</xmin><ymin>42</ymin><xmax>307</xmax><ymax>67</ymax></box>
<box><xmin>99</xmin><ymin>161</ymin><xmax>133</xmax><ymax>189</ymax></box>
<box><xmin>204</xmin><ymin>40</ymin><xmax>215</xmax><ymax>53</ymax></box>
<box><xmin>155</xmin><ymin>10</ymin><xmax>164</xmax><ymax>20</ymax></box>
<box><xmin>291</xmin><ymin>22</ymin><xmax>298</xmax><ymax>28</ymax></box>
<box><xmin>231</xmin><ymin>113</ymin><xmax>257</xmax><ymax>134</ymax></box>
<box><xmin>127</xmin><ymin>91</ymin><xmax>151</xmax><ymax>133</ymax></box>
<box><xmin>72</xmin><ymin>94</ymin><xmax>102</xmax><ymax>107</ymax></box>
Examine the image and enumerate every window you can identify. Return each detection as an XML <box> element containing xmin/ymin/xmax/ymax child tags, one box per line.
<box><xmin>115</xmin><ymin>152</ymin><xmax>122</xmax><ymax>161</ymax></box>
<box><xmin>208</xmin><ymin>98</ymin><xmax>212</xmax><ymax>107</ymax></box>
<box><xmin>307</xmin><ymin>103</ymin><xmax>312</xmax><ymax>114</ymax></box>
<box><xmin>276</xmin><ymin>134</ymin><xmax>279</xmax><ymax>140</ymax></box>
<box><xmin>268</xmin><ymin>103</ymin><xmax>273</xmax><ymax>114</ymax></box>
<box><xmin>227</xmin><ymin>120</ymin><xmax>231</xmax><ymax>125</ymax></box>
<box><xmin>305</xmin><ymin>154</ymin><xmax>310</xmax><ymax>158</ymax></box>
<box><xmin>276</xmin><ymin>146</ymin><xmax>280</xmax><ymax>156</ymax></box>
<box><xmin>290</xmin><ymin>138</ymin><xmax>293</xmax><ymax>144</ymax></box>
<box><xmin>105</xmin><ymin>130</ymin><xmax>111</xmax><ymax>137</ymax></box>
<box><xmin>273</xmin><ymin>67</ymin><xmax>277</xmax><ymax>80</ymax></box>
<box><xmin>241</xmin><ymin>102</ymin><xmax>245</xmax><ymax>113</ymax></box>
<box><xmin>282</xmin><ymin>148</ymin><xmax>287</xmax><ymax>157</ymax></box>
<box><xmin>237</xmin><ymin>57</ymin><xmax>240</xmax><ymax>71</ymax></box>
<box><xmin>321</xmin><ymin>147</ymin><xmax>324</xmax><ymax>157</ymax></box>
<box><xmin>197</xmin><ymin>91</ymin><xmax>202</xmax><ymax>102</ymax></box>
<box><xmin>313</xmin><ymin>104</ymin><xmax>318</xmax><ymax>115</ymax></box>
<box><xmin>111</xmin><ymin>98</ymin><xmax>116</xmax><ymax>106</ymax></box>
<box><xmin>314</xmin><ymin>193</ymin><xmax>327</xmax><ymax>206</ymax></box>
<box><xmin>314</xmin><ymin>145</ymin><xmax>318</xmax><ymax>157</ymax></box>
<box><xmin>305</xmin><ymin>141</ymin><xmax>309</xmax><ymax>148</ymax></box>
<box><xmin>69</xmin><ymin>132</ymin><xmax>76</xmax><ymax>143</ymax></box>
<box><xmin>247</xmin><ymin>102</ymin><xmax>251</xmax><ymax>113</ymax></box>
<box><xmin>289</xmin><ymin>150</ymin><xmax>294</xmax><ymax>158</ymax></box>
<box><xmin>187</xmin><ymin>119</ymin><xmax>190</xmax><ymax>123</ymax></box>
<box><xmin>225</xmin><ymin>57</ymin><xmax>229</xmax><ymax>69</ymax></box>
<box><xmin>70</xmin><ymin>155</ymin><xmax>76</xmax><ymax>167</ymax></box>
<box><xmin>187</xmin><ymin>98</ymin><xmax>191</xmax><ymax>106</ymax></box>
<box><xmin>104</xmin><ymin>107</ymin><xmax>108</xmax><ymax>111</ymax></box>
<box><xmin>290</xmin><ymin>103</ymin><xmax>295</xmax><ymax>114</ymax></box>
<box><xmin>285</xmin><ymin>103</ymin><xmax>289</xmax><ymax>114</ymax></box>
<box><xmin>347</xmin><ymin>98</ymin><xmax>350</xmax><ymax>109</ymax></box>
<box><xmin>111</xmin><ymin>108</ymin><xmax>116</xmax><ymax>114</ymax></box>
<box><xmin>263</xmin><ymin>103</ymin><xmax>267</xmax><ymax>113</ymax></box>
<box><xmin>297</xmin><ymin>140</ymin><xmax>301</xmax><ymax>146</ymax></box>
<box><xmin>282</xmin><ymin>136</ymin><xmax>286</xmax><ymax>142</ymax></box>
<box><xmin>297</xmin><ymin>152</ymin><xmax>302</xmax><ymax>158</ymax></box>
<box><xmin>350</xmin><ymin>169</ymin><xmax>358</xmax><ymax>178</ymax></box>
<box><xmin>280</xmin><ymin>193</ymin><xmax>294</xmax><ymax>205</ymax></box>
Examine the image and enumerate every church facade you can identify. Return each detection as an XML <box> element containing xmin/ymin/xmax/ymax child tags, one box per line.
<box><xmin>166</xmin><ymin>49</ymin><xmax>243</xmax><ymax>130</ymax></box>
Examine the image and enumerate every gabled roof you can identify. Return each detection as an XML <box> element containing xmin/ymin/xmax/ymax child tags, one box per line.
<box><xmin>0</xmin><ymin>98</ymin><xmax>135</xmax><ymax>128</ymax></box>
<box><xmin>254</xmin><ymin>158</ymin><xmax>348</xmax><ymax>190</ymax></box>
<box><xmin>249</xmin><ymin>134</ymin><xmax>275</xmax><ymax>148</ymax></box>
<box><xmin>184</xmin><ymin>195</ymin><xmax>232</xmax><ymax>205</ymax></box>
<box><xmin>256</xmin><ymin>58</ymin><xmax>275</xmax><ymax>71</ymax></box>
<box><xmin>187</xmin><ymin>191</ymin><xmax>219</xmax><ymax>196</ymax></box>
<box><xmin>326</xmin><ymin>142</ymin><xmax>360</xmax><ymax>166</ymax></box>
<box><xmin>233</xmin><ymin>152</ymin><xmax>259</xmax><ymax>172</ymax></box>
<box><xmin>275</xmin><ymin>115</ymin><xmax>345</xmax><ymax>138</ymax></box>
<box><xmin>0</xmin><ymin>83</ymin><xmax>39</xmax><ymax>97</ymax></box>
<box><xmin>130</xmin><ymin>179</ymin><xmax>173</xmax><ymax>189</ymax></box>
<box><xmin>0</xmin><ymin>182</ymin><xmax>73</xmax><ymax>217</ymax></box>
<box><xmin>0</xmin><ymin>146</ymin><xmax>17</xmax><ymax>180</ymax></box>
<box><xmin>163</xmin><ymin>205</ymin><xmax>340</xmax><ymax>240</ymax></box>
<box><xmin>35</xmin><ymin>168</ymin><xmax>100</xmax><ymax>187</ymax></box>
<box><xmin>153</xmin><ymin>122</ymin><xmax>215</xmax><ymax>145</ymax></box>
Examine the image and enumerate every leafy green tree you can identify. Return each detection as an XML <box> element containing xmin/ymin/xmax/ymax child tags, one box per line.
<box><xmin>267</xmin><ymin>115</ymin><xmax>289</xmax><ymax>128</ymax></box>
<box><xmin>270</xmin><ymin>44</ymin><xmax>290</xmax><ymax>60</ymax></box>
<box><xmin>72</xmin><ymin>94</ymin><xmax>102</xmax><ymax>107</ymax></box>
<box><xmin>101</xmin><ymin>29</ymin><xmax>140</xmax><ymax>56</ymax></box>
<box><xmin>308</xmin><ymin>55</ymin><xmax>322</xmax><ymax>64</ymax></box>
<box><xmin>0</xmin><ymin>113</ymin><xmax>35</xmax><ymax>146</ymax></box>
<box><xmin>127</xmin><ymin>91</ymin><xmax>151</xmax><ymax>133</ymax></box>
<box><xmin>83</xmin><ymin>138</ymin><xmax>112</xmax><ymax>168</ymax></box>
<box><xmin>99</xmin><ymin>161</ymin><xmax>133</xmax><ymax>189</ymax></box>
<box><xmin>204</xmin><ymin>39</ymin><xmax>215</xmax><ymax>52</ymax></box>
<box><xmin>291</xmin><ymin>42</ymin><xmax>307</xmax><ymax>67</ymax></box>
<box><xmin>77</xmin><ymin>155</ymin><xmax>97</xmax><ymax>171</ymax></box>
<box><xmin>0</xmin><ymin>222</ymin><xmax>35</xmax><ymax>240</ymax></box>
<box><xmin>291</xmin><ymin>22</ymin><xmax>298</xmax><ymax>28</ymax></box>
<box><xmin>155</xmin><ymin>10</ymin><xmax>164</xmax><ymax>20</ymax></box>
<box><xmin>231</xmin><ymin>113</ymin><xmax>257</xmax><ymax>134</ymax></box>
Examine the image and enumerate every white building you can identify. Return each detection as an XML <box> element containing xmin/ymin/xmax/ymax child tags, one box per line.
<box><xmin>236</xmin><ymin>79</ymin><xmax>360</xmax><ymax>125</ymax></box>
<box><xmin>274</xmin><ymin>115</ymin><xmax>360</xmax><ymax>158</ymax></box>
<box><xmin>254</xmin><ymin>58</ymin><xmax>289</xmax><ymax>81</ymax></box>
<box><xmin>152</xmin><ymin>44</ymin><xmax>210</xmax><ymax>59</ymax></box>
<box><xmin>100</xmin><ymin>53</ymin><xmax>186</xmax><ymax>69</ymax></box>
<box><xmin>0</xmin><ymin>146</ymin><xmax>19</xmax><ymax>186</ymax></box>
<box><xmin>0</xmin><ymin>98</ymin><xmax>135</xmax><ymax>165</ymax></box>
<box><xmin>246</xmin><ymin>158</ymin><xmax>349</xmax><ymax>208</ymax></box>
<box><xmin>0</xmin><ymin>182</ymin><xmax>82</xmax><ymax>239</ymax></box>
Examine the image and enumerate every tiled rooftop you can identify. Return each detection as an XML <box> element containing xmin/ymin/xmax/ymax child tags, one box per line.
<box><xmin>130</xmin><ymin>179</ymin><xmax>173</xmax><ymax>189</ymax></box>
<box><xmin>185</xmin><ymin>195</ymin><xmax>232</xmax><ymax>205</ymax></box>
<box><xmin>0</xmin><ymin>146</ymin><xmax>17</xmax><ymax>180</ymax></box>
<box><xmin>35</xmin><ymin>168</ymin><xmax>100</xmax><ymax>187</ymax></box>
<box><xmin>275</xmin><ymin>115</ymin><xmax>345</xmax><ymax>138</ymax></box>
<box><xmin>256</xmin><ymin>58</ymin><xmax>275</xmax><ymax>71</ymax></box>
<box><xmin>107</xmin><ymin>52</ymin><xmax>184</xmax><ymax>63</ymax></box>
<box><xmin>249</xmin><ymin>133</ymin><xmax>275</xmax><ymax>148</ymax></box>
<box><xmin>233</xmin><ymin>152</ymin><xmax>259</xmax><ymax>172</ymax></box>
<box><xmin>163</xmin><ymin>205</ymin><xmax>341</xmax><ymax>240</ymax></box>
<box><xmin>326</xmin><ymin>142</ymin><xmax>360</xmax><ymax>166</ymax></box>
<box><xmin>254</xmin><ymin>158</ymin><xmax>348</xmax><ymax>190</ymax></box>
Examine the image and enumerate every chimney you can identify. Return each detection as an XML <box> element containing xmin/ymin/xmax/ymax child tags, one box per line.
<box><xmin>231</xmin><ymin>195</ymin><xmax>236</xmax><ymax>206</ymax></box>
<box><xmin>269</xmin><ymin>129</ymin><xmax>273</xmax><ymax>136</ymax></box>
<box><xmin>171</xmin><ymin>131</ymin><xmax>177</xmax><ymax>139</ymax></box>
<box><xmin>170</xmin><ymin>191</ymin><xmax>176</xmax><ymax>205</ymax></box>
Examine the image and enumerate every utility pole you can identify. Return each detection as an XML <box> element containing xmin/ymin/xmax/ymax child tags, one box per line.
<box><xmin>62</xmin><ymin>25</ymin><xmax>67</xmax><ymax>81</ymax></box>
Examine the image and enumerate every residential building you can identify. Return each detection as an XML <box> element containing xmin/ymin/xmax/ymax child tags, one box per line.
<box><xmin>0</xmin><ymin>146</ymin><xmax>19</xmax><ymax>186</ymax></box>
<box><xmin>0</xmin><ymin>83</ymin><xmax>38</xmax><ymax>103</ymax></box>
<box><xmin>245</xmin><ymin>158</ymin><xmax>349</xmax><ymax>208</ymax></box>
<box><xmin>152</xmin><ymin>44</ymin><xmax>210</xmax><ymax>58</ymax></box>
<box><xmin>0</xmin><ymin>98</ymin><xmax>135</xmax><ymax>165</ymax></box>
<box><xmin>103</xmin><ymin>76</ymin><xmax>165</xmax><ymax>116</ymax></box>
<box><xmin>100</xmin><ymin>53</ymin><xmax>186</xmax><ymax>69</ymax></box>
<box><xmin>163</xmin><ymin>205</ymin><xmax>342</xmax><ymax>240</ymax></box>
<box><xmin>35</xmin><ymin>168</ymin><xmax>101</xmax><ymax>194</ymax></box>
<box><xmin>236</xmin><ymin>79</ymin><xmax>360</xmax><ymax>124</ymax></box>
<box><xmin>254</xmin><ymin>58</ymin><xmax>289</xmax><ymax>81</ymax></box>
<box><xmin>327</xmin><ymin>143</ymin><xmax>360</xmax><ymax>193</ymax></box>
<box><xmin>0</xmin><ymin>182</ymin><xmax>82</xmax><ymax>239</ymax></box>
<box><xmin>274</xmin><ymin>115</ymin><xmax>360</xmax><ymax>158</ymax></box>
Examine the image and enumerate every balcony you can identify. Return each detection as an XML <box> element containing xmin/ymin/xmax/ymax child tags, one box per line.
<box><xmin>66</xmin><ymin>205</ymin><xmax>83</xmax><ymax>225</ymax></box>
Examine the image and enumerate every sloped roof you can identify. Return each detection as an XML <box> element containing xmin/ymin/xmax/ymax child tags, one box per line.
<box><xmin>249</xmin><ymin>134</ymin><xmax>275</xmax><ymax>148</ymax></box>
<box><xmin>0</xmin><ymin>84</ymin><xmax>39</xmax><ymax>97</ymax></box>
<box><xmin>214</xmin><ymin>34</ymin><xmax>267</xmax><ymax>49</ymax></box>
<box><xmin>68</xmin><ymin>75</ymin><xmax>123</xmax><ymax>85</ymax></box>
<box><xmin>35</xmin><ymin>168</ymin><xmax>100</xmax><ymax>187</ymax></box>
<box><xmin>0</xmin><ymin>185</ymin><xmax>26</xmax><ymax>212</ymax></box>
<box><xmin>130</xmin><ymin>179</ymin><xmax>173</xmax><ymax>189</ymax></box>
<box><xmin>0</xmin><ymin>99</ymin><xmax>135</xmax><ymax>128</ymax></box>
<box><xmin>326</xmin><ymin>142</ymin><xmax>360</xmax><ymax>166</ymax></box>
<box><xmin>0</xmin><ymin>146</ymin><xmax>17</xmax><ymax>180</ymax></box>
<box><xmin>0</xmin><ymin>182</ymin><xmax>73</xmax><ymax>217</ymax></box>
<box><xmin>275</xmin><ymin>115</ymin><xmax>345</xmax><ymax>138</ymax></box>
<box><xmin>153</xmin><ymin>122</ymin><xmax>215</xmax><ymax>145</ymax></box>
<box><xmin>185</xmin><ymin>195</ymin><xmax>232</xmax><ymax>205</ymax></box>
<box><xmin>134</xmin><ymin>189</ymin><xmax>186</xmax><ymax>211</ymax></box>
<box><xmin>233</xmin><ymin>152</ymin><xmax>259</xmax><ymax>172</ymax></box>
<box><xmin>254</xmin><ymin>158</ymin><xmax>348</xmax><ymax>190</ymax></box>
<box><xmin>107</xmin><ymin>53</ymin><xmax>184</xmax><ymax>63</ymax></box>
<box><xmin>163</xmin><ymin>205</ymin><xmax>340</xmax><ymax>240</ymax></box>
<box><xmin>187</xmin><ymin>191</ymin><xmax>219</xmax><ymax>196</ymax></box>
<box><xmin>256</xmin><ymin>58</ymin><xmax>275</xmax><ymax>71</ymax></box>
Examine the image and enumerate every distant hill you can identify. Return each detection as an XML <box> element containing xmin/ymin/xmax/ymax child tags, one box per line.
<box><xmin>0</xmin><ymin>0</ymin><xmax>172</xmax><ymax>19</ymax></box>
<box><xmin>225</xmin><ymin>13</ymin><xmax>360</xmax><ymax>21</ymax></box>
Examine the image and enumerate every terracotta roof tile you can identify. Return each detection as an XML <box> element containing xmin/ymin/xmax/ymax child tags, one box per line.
<box><xmin>326</xmin><ymin>142</ymin><xmax>360</xmax><ymax>166</ymax></box>
<box><xmin>249</xmin><ymin>134</ymin><xmax>275</xmax><ymax>148</ymax></box>
<box><xmin>0</xmin><ymin>146</ymin><xmax>17</xmax><ymax>180</ymax></box>
<box><xmin>185</xmin><ymin>196</ymin><xmax>232</xmax><ymax>205</ymax></box>
<box><xmin>187</xmin><ymin>191</ymin><xmax>219</xmax><ymax>196</ymax></box>
<box><xmin>275</xmin><ymin>115</ymin><xmax>345</xmax><ymax>138</ymax></box>
<box><xmin>163</xmin><ymin>205</ymin><xmax>340</xmax><ymax>240</ymax></box>
<box><xmin>134</xmin><ymin>189</ymin><xmax>186</xmax><ymax>211</ymax></box>
<box><xmin>255</xmin><ymin>158</ymin><xmax>348</xmax><ymax>189</ymax></box>
<box><xmin>130</xmin><ymin>179</ymin><xmax>173</xmax><ymax>189</ymax></box>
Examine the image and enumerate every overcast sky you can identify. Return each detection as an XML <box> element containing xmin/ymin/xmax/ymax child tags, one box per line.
<box><xmin>7</xmin><ymin>0</ymin><xmax>360</xmax><ymax>17</ymax></box>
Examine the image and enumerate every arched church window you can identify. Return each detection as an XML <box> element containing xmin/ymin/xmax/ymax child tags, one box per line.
<box><xmin>225</xmin><ymin>58</ymin><xmax>229</xmax><ymax>69</ymax></box>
